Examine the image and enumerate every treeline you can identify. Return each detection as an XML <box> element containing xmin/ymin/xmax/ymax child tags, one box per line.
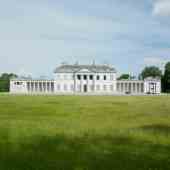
<box><xmin>0</xmin><ymin>73</ymin><xmax>17</xmax><ymax>92</ymax></box>
<box><xmin>162</xmin><ymin>62</ymin><xmax>170</xmax><ymax>93</ymax></box>
<box><xmin>1</xmin><ymin>62</ymin><xmax>170</xmax><ymax>93</ymax></box>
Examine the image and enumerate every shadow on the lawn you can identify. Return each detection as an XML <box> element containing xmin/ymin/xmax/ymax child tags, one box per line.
<box><xmin>0</xmin><ymin>133</ymin><xmax>170</xmax><ymax>170</ymax></box>
<box><xmin>140</xmin><ymin>124</ymin><xmax>170</xmax><ymax>135</ymax></box>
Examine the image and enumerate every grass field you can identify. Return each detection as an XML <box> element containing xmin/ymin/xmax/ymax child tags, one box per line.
<box><xmin>0</xmin><ymin>94</ymin><xmax>170</xmax><ymax>170</ymax></box>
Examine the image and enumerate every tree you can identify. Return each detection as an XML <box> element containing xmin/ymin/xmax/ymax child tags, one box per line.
<box><xmin>164</xmin><ymin>62</ymin><xmax>170</xmax><ymax>93</ymax></box>
<box><xmin>0</xmin><ymin>73</ymin><xmax>17</xmax><ymax>92</ymax></box>
<box><xmin>118</xmin><ymin>74</ymin><xmax>135</xmax><ymax>80</ymax></box>
<box><xmin>140</xmin><ymin>66</ymin><xmax>162</xmax><ymax>80</ymax></box>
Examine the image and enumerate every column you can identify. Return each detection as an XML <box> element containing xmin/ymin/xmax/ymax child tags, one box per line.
<box><xmin>138</xmin><ymin>83</ymin><xmax>140</xmax><ymax>93</ymax></box>
<box><xmin>118</xmin><ymin>83</ymin><xmax>121</xmax><ymax>92</ymax></box>
<box><xmin>45</xmin><ymin>81</ymin><xmax>48</xmax><ymax>93</ymax></box>
<box><xmin>93</xmin><ymin>74</ymin><xmax>96</xmax><ymax>92</ymax></box>
<box><xmin>40</xmin><ymin>81</ymin><xmax>42</xmax><ymax>92</ymax></box>
<box><xmin>87</xmin><ymin>75</ymin><xmax>89</xmax><ymax>92</ymax></box>
<box><xmin>141</xmin><ymin>83</ymin><xmax>144</xmax><ymax>93</ymax></box>
<box><xmin>131</xmin><ymin>83</ymin><xmax>133</xmax><ymax>93</ymax></box>
<box><xmin>80</xmin><ymin>75</ymin><xmax>83</xmax><ymax>93</ymax></box>
<box><xmin>38</xmin><ymin>81</ymin><xmax>40</xmax><ymax>93</ymax></box>
<box><xmin>128</xmin><ymin>82</ymin><xmax>130</xmax><ymax>92</ymax></box>
<box><xmin>132</xmin><ymin>83</ymin><xmax>135</xmax><ymax>93</ymax></box>
<box><xmin>135</xmin><ymin>83</ymin><xmax>138</xmax><ymax>93</ymax></box>
<box><xmin>47</xmin><ymin>82</ymin><xmax>52</xmax><ymax>93</ymax></box>
<box><xmin>27</xmin><ymin>82</ymin><xmax>30</xmax><ymax>93</ymax></box>
<box><xmin>73</xmin><ymin>74</ymin><xmax>76</xmax><ymax>93</ymax></box>
<box><xmin>117</xmin><ymin>83</ymin><xmax>119</xmax><ymax>92</ymax></box>
<box><xmin>48</xmin><ymin>82</ymin><xmax>50</xmax><ymax>93</ymax></box>
<box><xmin>123</xmin><ymin>82</ymin><xmax>126</xmax><ymax>93</ymax></box>
<box><xmin>50</xmin><ymin>82</ymin><xmax>52</xmax><ymax>92</ymax></box>
<box><xmin>139</xmin><ymin>83</ymin><xmax>142</xmax><ymax>93</ymax></box>
<box><xmin>33</xmin><ymin>81</ymin><xmax>35</xmax><ymax>93</ymax></box>
<box><xmin>121</xmin><ymin>83</ymin><xmax>123</xmax><ymax>92</ymax></box>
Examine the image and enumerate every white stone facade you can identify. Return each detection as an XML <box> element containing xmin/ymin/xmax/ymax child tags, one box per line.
<box><xmin>10</xmin><ymin>64</ymin><xmax>161</xmax><ymax>94</ymax></box>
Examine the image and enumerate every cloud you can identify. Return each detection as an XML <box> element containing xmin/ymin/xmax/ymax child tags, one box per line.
<box><xmin>152</xmin><ymin>0</ymin><xmax>170</xmax><ymax>16</ymax></box>
<box><xmin>0</xmin><ymin>0</ymin><xmax>170</xmax><ymax>76</ymax></box>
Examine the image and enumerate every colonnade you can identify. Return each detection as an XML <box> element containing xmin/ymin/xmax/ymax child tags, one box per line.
<box><xmin>74</xmin><ymin>74</ymin><xmax>96</xmax><ymax>93</ymax></box>
<box><xmin>117</xmin><ymin>81</ymin><xmax>144</xmax><ymax>93</ymax></box>
<box><xmin>27</xmin><ymin>81</ymin><xmax>54</xmax><ymax>93</ymax></box>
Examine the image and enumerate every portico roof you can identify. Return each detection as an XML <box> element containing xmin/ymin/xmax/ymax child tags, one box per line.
<box><xmin>54</xmin><ymin>64</ymin><xmax>116</xmax><ymax>73</ymax></box>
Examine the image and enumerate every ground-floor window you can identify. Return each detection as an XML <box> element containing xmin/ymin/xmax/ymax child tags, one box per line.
<box><xmin>64</xmin><ymin>84</ymin><xmax>67</xmax><ymax>91</ymax></box>
<box><xmin>90</xmin><ymin>85</ymin><xmax>94</xmax><ymax>91</ymax></box>
<box><xmin>57</xmin><ymin>84</ymin><xmax>60</xmax><ymax>91</ymax></box>
<box><xmin>103</xmin><ymin>85</ymin><xmax>107</xmax><ymax>91</ymax></box>
<box><xmin>70</xmin><ymin>84</ymin><xmax>74</xmax><ymax>91</ymax></box>
<box><xmin>96</xmin><ymin>85</ymin><xmax>100</xmax><ymax>91</ymax></box>
<box><xmin>110</xmin><ymin>85</ymin><xmax>114</xmax><ymax>91</ymax></box>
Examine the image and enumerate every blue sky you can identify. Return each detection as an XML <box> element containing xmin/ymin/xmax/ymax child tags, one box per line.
<box><xmin>0</xmin><ymin>0</ymin><xmax>170</xmax><ymax>77</ymax></box>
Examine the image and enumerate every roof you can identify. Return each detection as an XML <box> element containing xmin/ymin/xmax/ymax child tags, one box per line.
<box><xmin>54</xmin><ymin>64</ymin><xmax>116</xmax><ymax>73</ymax></box>
<box><xmin>11</xmin><ymin>77</ymin><xmax>54</xmax><ymax>81</ymax></box>
<box><xmin>144</xmin><ymin>77</ymin><xmax>161</xmax><ymax>81</ymax></box>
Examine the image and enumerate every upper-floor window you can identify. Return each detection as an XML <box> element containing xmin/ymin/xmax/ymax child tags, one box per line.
<box><xmin>90</xmin><ymin>75</ymin><xmax>93</xmax><ymax>80</ymax></box>
<box><xmin>14</xmin><ymin>82</ymin><xmax>22</xmax><ymax>85</ymax></box>
<box><xmin>97</xmin><ymin>75</ymin><xmax>100</xmax><ymax>80</ymax></box>
<box><xmin>64</xmin><ymin>75</ymin><xmax>67</xmax><ymax>80</ymax></box>
<box><xmin>77</xmin><ymin>75</ymin><xmax>81</xmax><ymax>80</ymax></box>
<box><xmin>110</xmin><ymin>75</ymin><xmax>114</xmax><ymax>80</ymax></box>
<box><xmin>104</xmin><ymin>75</ymin><xmax>107</xmax><ymax>80</ymax></box>
<box><xmin>84</xmin><ymin>75</ymin><xmax>87</xmax><ymax>80</ymax></box>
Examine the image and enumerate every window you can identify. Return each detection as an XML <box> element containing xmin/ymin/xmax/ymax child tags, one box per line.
<box><xmin>96</xmin><ymin>85</ymin><xmax>100</xmax><ymax>91</ymax></box>
<box><xmin>15</xmin><ymin>82</ymin><xmax>22</xmax><ymax>85</ymax></box>
<box><xmin>90</xmin><ymin>75</ymin><xmax>93</xmax><ymax>80</ymax></box>
<box><xmin>70</xmin><ymin>84</ymin><xmax>74</xmax><ymax>91</ymax></box>
<box><xmin>110</xmin><ymin>75</ymin><xmax>114</xmax><ymax>80</ymax></box>
<box><xmin>57</xmin><ymin>84</ymin><xmax>60</xmax><ymax>91</ymax></box>
<box><xmin>64</xmin><ymin>84</ymin><xmax>67</xmax><ymax>91</ymax></box>
<box><xmin>77</xmin><ymin>75</ymin><xmax>81</xmax><ymax>80</ymax></box>
<box><xmin>77</xmin><ymin>85</ymin><xmax>81</xmax><ymax>91</ymax></box>
<box><xmin>97</xmin><ymin>75</ymin><xmax>100</xmax><ymax>80</ymax></box>
<box><xmin>64</xmin><ymin>75</ymin><xmax>67</xmax><ymax>80</ymax></box>
<box><xmin>104</xmin><ymin>75</ymin><xmax>107</xmax><ymax>80</ymax></box>
<box><xmin>110</xmin><ymin>85</ymin><xmax>114</xmax><ymax>91</ymax></box>
<box><xmin>83</xmin><ymin>75</ymin><xmax>87</xmax><ymax>80</ymax></box>
<box><xmin>103</xmin><ymin>85</ymin><xmax>107</xmax><ymax>91</ymax></box>
<box><xmin>90</xmin><ymin>85</ymin><xmax>94</xmax><ymax>91</ymax></box>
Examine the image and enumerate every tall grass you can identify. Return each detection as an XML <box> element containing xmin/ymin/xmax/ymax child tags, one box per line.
<box><xmin>0</xmin><ymin>95</ymin><xmax>170</xmax><ymax>170</ymax></box>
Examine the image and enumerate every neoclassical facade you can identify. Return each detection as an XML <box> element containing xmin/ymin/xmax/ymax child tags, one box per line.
<box><xmin>10</xmin><ymin>64</ymin><xmax>161</xmax><ymax>94</ymax></box>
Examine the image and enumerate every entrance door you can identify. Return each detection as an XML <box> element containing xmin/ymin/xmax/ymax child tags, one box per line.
<box><xmin>149</xmin><ymin>83</ymin><xmax>156</xmax><ymax>94</ymax></box>
<box><xmin>84</xmin><ymin>85</ymin><xmax>87</xmax><ymax>92</ymax></box>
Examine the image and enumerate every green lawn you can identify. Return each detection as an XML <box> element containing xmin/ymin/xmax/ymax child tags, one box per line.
<box><xmin>0</xmin><ymin>95</ymin><xmax>170</xmax><ymax>170</ymax></box>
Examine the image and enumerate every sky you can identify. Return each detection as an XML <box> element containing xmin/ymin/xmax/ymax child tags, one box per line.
<box><xmin>0</xmin><ymin>0</ymin><xmax>170</xmax><ymax>77</ymax></box>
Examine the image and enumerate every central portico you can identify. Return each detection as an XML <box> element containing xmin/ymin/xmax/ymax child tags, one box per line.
<box><xmin>74</xmin><ymin>72</ymin><xmax>98</xmax><ymax>93</ymax></box>
<box><xmin>54</xmin><ymin>64</ymin><xmax>117</xmax><ymax>94</ymax></box>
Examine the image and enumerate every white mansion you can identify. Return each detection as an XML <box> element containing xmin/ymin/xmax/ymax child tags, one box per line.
<box><xmin>10</xmin><ymin>63</ymin><xmax>161</xmax><ymax>94</ymax></box>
